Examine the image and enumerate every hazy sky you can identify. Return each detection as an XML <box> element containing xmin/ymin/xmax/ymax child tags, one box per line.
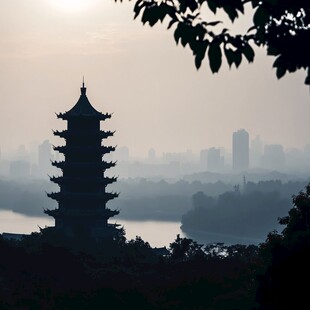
<box><xmin>0</xmin><ymin>0</ymin><xmax>309</xmax><ymax>158</ymax></box>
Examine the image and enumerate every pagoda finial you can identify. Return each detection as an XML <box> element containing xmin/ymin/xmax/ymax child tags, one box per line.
<box><xmin>81</xmin><ymin>76</ymin><xmax>86</xmax><ymax>95</ymax></box>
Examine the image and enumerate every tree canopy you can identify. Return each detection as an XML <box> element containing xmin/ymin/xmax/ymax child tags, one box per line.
<box><xmin>118</xmin><ymin>0</ymin><xmax>310</xmax><ymax>85</ymax></box>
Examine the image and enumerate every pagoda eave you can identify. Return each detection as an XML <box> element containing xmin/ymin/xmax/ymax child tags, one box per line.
<box><xmin>50</xmin><ymin>176</ymin><xmax>118</xmax><ymax>186</ymax></box>
<box><xmin>53</xmin><ymin>145</ymin><xmax>116</xmax><ymax>155</ymax></box>
<box><xmin>53</xmin><ymin>130</ymin><xmax>115</xmax><ymax>139</ymax></box>
<box><xmin>51</xmin><ymin>160</ymin><xmax>116</xmax><ymax>170</ymax></box>
<box><xmin>56</xmin><ymin>112</ymin><xmax>111</xmax><ymax>120</ymax></box>
<box><xmin>47</xmin><ymin>191</ymin><xmax>119</xmax><ymax>202</ymax></box>
<box><xmin>44</xmin><ymin>208</ymin><xmax>119</xmax><ymax>219</ymax></box>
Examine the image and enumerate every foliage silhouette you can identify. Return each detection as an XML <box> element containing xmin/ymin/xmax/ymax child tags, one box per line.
<box><xmin>2</xmin><ymin>184</ymin><xmax>310</xmax><ymax>309</ymax></box>
<box><xmin>0</xmin><ymin>229</ymin><xmax>260</xmax><ymax>309</ymax></box>
<box><xmin>181</xmin><ymin>189</ymin><xmax>291</xmax><ymax>239</ymax></box>
<box><xmin>256</xmin><ymin>184</ymin><xmax>310</xmax><ymax>309</ymax></box>
<box><xmin>117</xmin><ymin>0</ymin><xmax>310</xmax><ymax>85</ymax></box>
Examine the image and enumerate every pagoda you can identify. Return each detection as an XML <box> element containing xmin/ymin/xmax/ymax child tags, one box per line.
<box><xmin>45</xmin><ymin>82</ymin><xmax>119</xmax><ymax>240</ymax></box>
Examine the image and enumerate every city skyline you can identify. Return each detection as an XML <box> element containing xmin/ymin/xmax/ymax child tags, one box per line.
<box><xmin>0</xmin><ymin>1</ymin><xmax>309</xmax><ymax>158</ymax></box>
<box><xmin>2</xmin><ymin>127</ymin><xmax>310</xmax><ymax>180</ymax></box>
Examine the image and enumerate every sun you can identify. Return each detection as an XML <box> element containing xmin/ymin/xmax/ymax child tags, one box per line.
<box><xmin>50</xmin><ymin>0</ymin><xmax>97</xmax><ymax>12</ymax></box>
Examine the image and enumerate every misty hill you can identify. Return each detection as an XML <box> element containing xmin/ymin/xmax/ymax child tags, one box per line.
<box><xmin>181</xmin><ymin>189</ymin><xmax>292</xmax><ymax>241</ymax></box>
<box><xmin>0</xmin><ymin>178</ymin><xmax>58</xmax><ymax>216</ymax></box>
<box><xmin>183</xmin><ymin>170</ymin><xmax>309</xmax><ymax>184</ymax></box>
<box><xmin>0</xmin><ymin>177</ymin><xmax>307</xmax><ymax>224</ymax></box>
<box><xmin>0</xmin><ymin>178</ymin><xmax>233</xmax><ymax>220</ymax></box>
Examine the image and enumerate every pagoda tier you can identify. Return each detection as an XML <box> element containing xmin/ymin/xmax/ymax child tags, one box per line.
<box><xmin>53</xmin><ymin>145</ymin><xmax>116</xmax><ymax>155</ymax></box>
<box><xmin>44</xmin><ymin>208</ymin><xmax>120</xmax><ymax>221</ymax></box>
<box><xmin>53</xmin><ymin>130</ymin><xmax>115</xmax><ymax>139</ymax></box>
<box><xmin>46</xmin><ymin>82</ymin><xmax>120</xmax><ymax>240</ymax></box>
<box><xmin>50</xmin><ymin>176</ymin><xmax>118</xmax><ymax>186</ymax></box>
<box><xmin>47</xmin><ymin>191</ymin><xmax>119</xmax><ymax>203</ymax></box>
<box><xmin>56</xmin><ymin>113</ymin><xmax>112</xmax><ymax>121</ymax></box>
<box><xmin>51</xmin><ymin>160</ymin><xmax>116</xmax><ymax>170</ymax></box>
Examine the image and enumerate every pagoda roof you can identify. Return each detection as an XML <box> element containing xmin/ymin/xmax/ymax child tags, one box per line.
<box><xmin>58</xmin><ymin>83</ymin><xmax>109</xmax><ymax>119</ymax></box>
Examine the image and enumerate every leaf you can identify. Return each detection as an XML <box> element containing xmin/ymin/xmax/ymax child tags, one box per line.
<box><xmin>306</xmin><ymin>68</ymin><xmax>310</xmax><ymax>85</ymax></box>
<box><xmin>276</xmin><ymin>66</ymin><xmax>286</xmax><ymax>79</ymax></box>
<box><xmin>207</xmin><ymin>0</ymin><xmax>217</xmax><ymax>14</ymax></box>
<box><xmin>208</xmin><ymin>40</ymin><xmax>222</xmax><ymax>73</ymax></box>
<box><xmin>253</xmin><ymin>6</ymin><xmax>270</xmax><ymax>26</ymax></box>
<box><xmin>232</xmin><ymin>50</ymin><xmax>242</xmax><ymax>68</ymax></box>
<box><xmin>241</xmin><ymin>44</ymin><xmax>255</xmax><ymax>63</ymax></box>
<box><xmin>133</xmin><ymin>1</ymin><xmax>144</xmax><ymax>19</ymax></box>
<box><xmin>251</xmin><ymin>0</ymin><xmax>260</xmax><ymax>9</ymax></box>
<box><xmin>267</xmin><ymin>46</ymin><xmax>279</xmax><ymax>56</ymax></box>
<box><xmin>174</xmin><ymin>24</ymin><xmax>182</xmax><ymax>44</ymax></box>
<box><xmin>194</xmin><ymin>41</ymin><xmax>208</xmax><ymax>69</ymax></box>
<box><xmin>272</xmin><ymin>55</ymin><xmax>283</xmax><ymax>68</ymax></box>
<box><xmin>224</xmin><ymin>47</ymin><xmax>235</xmax><ymax>68</ymax></box>
<box><xmin>187</xmin><ymin>0</ymin><xmax>199</xmax><ymax>12</ymax></box>
<box><xmin>206</xmin><ymin>21</ymin><xmax>222</xmax><ymax>27</ymax></box>
<box><xmin>223</xmin><ymin>6</ymin><xmax>238</xmax><ymax>22</ymax></box>
<box><xmin>247</xmin><ymin>25</ymin><xmax>256</xmax><ymax>33</ymax></box>
<box><xmin>167</xmin><ymin>18</ymin><xmax>177</xmax><ymax>30</ymax></box>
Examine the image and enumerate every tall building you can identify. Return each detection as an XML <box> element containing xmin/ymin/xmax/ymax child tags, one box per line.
<box><xmin>207</xmin><ymin>147</ymin><xmax>224</xmax><ymax>172</ymax></box>
<box><xmin>46</xmin><ymin>82</ymin><xmax>119</xmax><ymax>240</ymax></box>
<box><xmin>232</xmin><ymin>129</ymin><xmax>249</xmax><ymax>171</ymax></box>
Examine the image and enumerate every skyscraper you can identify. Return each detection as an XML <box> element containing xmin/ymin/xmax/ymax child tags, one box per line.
<box><xmin>207</xmin><ymin>147</ymin><xmax>224</xmax><ymax>172</ymax></box>
<box><xmin>232</xmin><ymin>129</ymin><xmax>249</xmax><ymax>171</ymax></box>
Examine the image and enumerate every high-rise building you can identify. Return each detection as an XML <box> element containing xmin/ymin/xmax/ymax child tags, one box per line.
<box><xmin>232</xmin><ymin>129</ymin><xmax>249</xmax><ymax>171</ymax></box>
<box><xmin>207</xmin><ymin>147</ymin><xmax>224</xmax><ymax>172</ymax></box>
<box><xmin>46</xmin><ymin>82</ymin><xmax>120</xmax><ymax>240</ymax></box>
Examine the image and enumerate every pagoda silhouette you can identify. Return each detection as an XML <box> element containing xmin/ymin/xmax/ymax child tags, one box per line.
<box><xmin>45</xmin><ymin>82</ymin><xmax>120</xmax><ymax>240</ymax></box>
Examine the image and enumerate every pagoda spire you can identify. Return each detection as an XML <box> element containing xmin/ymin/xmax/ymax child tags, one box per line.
<box><xmin>81</xmin><ymin>76</ymin><xmax>86</xmax><ymax>95</ymax></box>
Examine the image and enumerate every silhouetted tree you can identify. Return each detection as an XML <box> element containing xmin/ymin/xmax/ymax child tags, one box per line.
<box><xmin>117</xmin><ymin>0</ymin><xmax>310</xmax><ymax>85</ymax></box>
<box><xmin>256</xmin><ymin>184</ymin><xmax>310</xmax><ymax>309</ymax></box>
<box><xmin>168</xmin><ymin>234</ymin><xmax>205</xmax><ymax>260</ymax></box>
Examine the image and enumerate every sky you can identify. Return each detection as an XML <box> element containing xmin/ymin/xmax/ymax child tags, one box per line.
<box><xmin>0</xmin><ymin>0</ymin><xmax>309</xmax><ymax>158</ymax></box>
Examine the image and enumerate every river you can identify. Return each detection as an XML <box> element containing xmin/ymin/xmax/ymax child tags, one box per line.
<box><xmin>0</xmin><ymin>210</ymin><xmax>264</xmax><ymax>247</ymax></box>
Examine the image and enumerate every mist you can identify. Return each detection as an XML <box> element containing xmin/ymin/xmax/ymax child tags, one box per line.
<box><xmin>0</xmin><ymin>0</ymin><xmax>309</xmax><ymax>159</ymax></box>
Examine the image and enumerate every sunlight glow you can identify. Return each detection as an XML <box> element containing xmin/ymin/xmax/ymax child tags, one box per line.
<box><xmin>50</xmin><ymin>0</ymin><xmax>98</xmax><ymax>12</ymax></box>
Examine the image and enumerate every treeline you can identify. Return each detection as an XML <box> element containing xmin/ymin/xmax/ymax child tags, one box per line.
<box><xmin>0</xmin><ymin>232</ymin><xmax>259</xmax><ymax>309</ymax></box>
<box><xmin>0</xmin><ymin>178</ymin><xmax>233</xmax><ymax>219</ymax></box>
<box><xmin>181</xmin><ymin>180</ymin><xmax>309</xmax><ymax>240</ymax></box>
<box><xmin>0</xmin><ymin>179</ymin><xmax>57</xmax><ymax>216</ymax></box>
<box><xmin>0</xmin><ymin>178</ymin><xmax>307</xmax><ymax>224</ymax></box>
<box><xmin>1</xmin><ymin>183</ymin><xmax>310</xmax><ymax>309</ymax></box>
<box><xmin>182</xmin><ymin>189</ymin><xmax>292</xmax><ymax>240</ymax></box>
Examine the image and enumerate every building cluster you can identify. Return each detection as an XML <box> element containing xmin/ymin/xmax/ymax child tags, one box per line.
<box><xmin>1</xmin><ymin>129</ymin><xmax>310</xmax><ymax>180</ymax></box>
<box><xmin>111</xmin><ymin>131</ymin><xmax>310</xmax><ymax>178</ymax></box>
<box><xmin>0</xmin><ymin>140</ymin><xmax>57</xmax><ymax>179</ymax></box>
